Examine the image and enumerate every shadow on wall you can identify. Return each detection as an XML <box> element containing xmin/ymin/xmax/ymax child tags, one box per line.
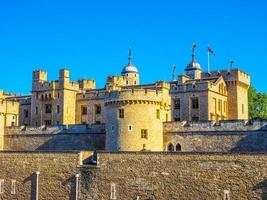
<box><xmin>230</xmin><ymin>129</ymin><xmax>267</xmax><ymax>153</ymax></box>
<box><xmin>62</xmin><ymin>175</ymin><xmax>76</xmax><ymax>200</ymax></box>
<box><xmin>23</xmin><ymin>174</ymin><xmax>37</xmax><ymax>200</ymax></box>
<box><xmin>253</xmin><ymin>179</ymin><xmax>267</xmax><ymax>200</ymax></box>
<box><xmin>34</xmin><ymin>133</ymin><xmax>105</xmax><ymax>151</ymax></box>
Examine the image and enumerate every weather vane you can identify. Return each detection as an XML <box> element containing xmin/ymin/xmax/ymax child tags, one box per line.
<box><xmin>230</xmin><ymin>60</ymin><xmax>234</xmax><ymax>68</ymax></box>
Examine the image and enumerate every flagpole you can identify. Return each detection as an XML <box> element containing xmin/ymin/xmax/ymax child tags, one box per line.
<box><xmin>207</xmin><ymin>47</ymin><xmax>210</xmax><ymax>73</ymax></box>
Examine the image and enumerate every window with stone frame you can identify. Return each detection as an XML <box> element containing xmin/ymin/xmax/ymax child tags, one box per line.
<box><xmin>141</xmin><ymin>129</ymin><xmax>148</xmax><ymax>139</ymax></box>
<box><xmin>57</xmin><ymin>105</ymin><xmax>60</xmax><ymax>114</ymax></box>
<box><xmin>45</xmin><ymin>104</ymin><xmax>52</xmax><ymax>114</ymax></box>
<box><xmin>81</xmin><ymin>106</ymin><xmax>87</xmax><ymax>115</ymax></box>
<box><xmin>95</xmin><ymin>105</ymin><xmax>101</xmax><ymax>114</ymax></box>
<box><xmin>24</xmin><ymin>109</ymin><xmax>29</xmax><ymax>118</ymax></box>
<box><xmin>191</xmin><ymin>97</ymin><xmax>199</xmax><ymax>109</ymax></box>
<box><xmin>174</xmin><ymin>99</ymin><xmax>180</xmax><ymax>109</ymax></box>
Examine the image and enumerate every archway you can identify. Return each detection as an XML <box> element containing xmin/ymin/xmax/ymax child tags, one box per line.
<box><xmin>167</xmin><ymin>143</ymin><xmax>174</xmax><ymax>152</ymax></box>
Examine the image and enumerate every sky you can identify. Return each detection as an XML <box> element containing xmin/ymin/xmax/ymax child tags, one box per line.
<box><xmin>0</xmin><ymin>0</ymin><xmax>266</xmax><ymax>94</ymax></box>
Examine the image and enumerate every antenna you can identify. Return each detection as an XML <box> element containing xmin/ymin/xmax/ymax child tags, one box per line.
<box><xmin>172</xmin><ymin>64</ymin><xmax>176</xmax><ymax>81</ymax></box>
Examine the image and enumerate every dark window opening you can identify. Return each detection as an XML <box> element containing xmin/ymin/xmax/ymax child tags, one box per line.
<box><xmin>118</xmin><ymin>109</ymin><xmax>124</xmax><ymax>118</ymax></box>
<box><xmin>167</xmin><ymin>143</ymin><xmax>174</xmax><ymax>152</ymax></box>
<box><xmin>174</xmin><ymin>99</ymin><xmax>180</xmax><ymax>109</ymax></box>
<box><xmin>45</xmin><ymin>104</ymin><xmax>52</xmax><ymax>114</ymax></box>
<box><xmin>95</xmin><ymin>105</ymin><xmax>101</xmax><ymax>114</ymax></box>
<box><xmin>191</xmin><ymin>98</ymin><xmax>199</xmax><ymax>109</ymax></box>
<box><xmin>81</xmin><ymin>106</ymin><xmax>87</xmax><ymax>115</ymax></box>
<box><xmin>176</xmin><ymin>143</ymin><xmax>181</xmax><ymax>151</ymax></box>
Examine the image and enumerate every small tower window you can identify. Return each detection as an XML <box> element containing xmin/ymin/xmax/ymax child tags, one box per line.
<box><xmin>156</xmin><ymin>109</ymin><xmax>160</xmax><ymax>119</ymax></box>
<box><xmin>141</xmin><ymin>129</ymin><xmax>148</xmax><ymax>139</ymax></box>
<box><xmin>118</xmin><ymin>109</ymin><xmax>124</xmax><ymax>118</ymax></box>
<box><xmin>128</xmin><ymin>125</ymin><xmax>133</xmax><ymax>131</ymax></box>
<box><xmin>57</xmin><ymin>105</ymin><xmax>60</xmax><ymax>114</ymax></box>
<box><xmin>35</xmin><ymin>107</ymin><xmax>38</xmax><ymax>115</ymax></box>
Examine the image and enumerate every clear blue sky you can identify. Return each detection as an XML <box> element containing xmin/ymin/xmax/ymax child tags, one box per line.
<box><xmin>0</xmin><ymin>0</ymin><xmax>266</xmax><ymax>94</ymax></box>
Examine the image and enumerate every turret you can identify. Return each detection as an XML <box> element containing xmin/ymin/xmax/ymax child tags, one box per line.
<box><xmin>59</xmin><ymin>69</ymin><xmax>70</xmax><ymax>86</ymax></box>
<box><xmin>185</xmin><ymin>43</ymin><xmax>202</xmax><ymax>79</ymax></box>
<box><xmin>121</xmin><ymin>48</ymin><xmax>140</xmax><ymax>86</ymax></box>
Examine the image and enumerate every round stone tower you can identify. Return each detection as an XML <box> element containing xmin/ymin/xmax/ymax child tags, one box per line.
<box><xmin>105</xmin><ymin>83</ymin><xmax>171</xmax><ymax>151</ymax></box>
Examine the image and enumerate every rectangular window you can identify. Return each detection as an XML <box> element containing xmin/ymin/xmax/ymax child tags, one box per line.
<box><xmin>118</xmin><ymin>109</ymin><xmax>124</xmax><ymax>118</ymax></box>
<box><xmin>45</xmin><ymin>104</ymin><xmax>52</xmax><ymax>114</ymax></box>
<box><xmin>242</xmin><ymin>104</ymin><xmax>244</xmax><ymax>114</ymax></box>
<box><xmin>44</xmin><ymin>120</ymin><xmax>51</xmax><ymax>125</ymax></box>
<box><xmin>35</xmin><ymin>107</ymin><xmax>38</xmax><ymax>115</ymax></box>
<box><xmin>0</xmin><ymin>179</ymin><xmax>4</xmax><ymax>194</ymax></box>
<box><xmin>81</xmin><ymin>106</ymin><xmax>87</xmax><ymax>115</ymax></box>
<box><xmin>141</xmin><ymin>129</ymin><xmax>148</xmax><ymax>139</ymax></box>
<box><xmin>57</xmin><ymin>105</ymin><xmax>60</xmax><ymax>114</ymax></box>
<box><xmin>224</xmin><ymin>101</ymin><xmax>227</xmax><ymax>112</ymax></box>
<box><xmin>95</xmin><ymin>105</ymin><xmax>101</xmax><ymax>114</ymax></box>
<box><xmin>191</xmin><ymin>98</ymin><xmax>199</xmax><ymax>109</ymax></box>
<box><xmin>128</xmin><ymin>125</ymin><xmax>133</xmax><ymax>131</ymax></box>
<box><xmin>11</xmin><ymin>180</ymin><xmax>16</xmax><ymax>195</ymax></box>
<box><xmin>174</xmin><ymin>99</ymin><xmax>180</xmax><ymax>109</ymax></box>
<box><xmin>156</xmin><ymin>109</ymin><xmax>160</xmax><ymax>119</ymax></box>
<box><xmin>24</xmin><ymin>110</ymin><xmax>29</xmax><ymax>118</ymax></box>
<box><xmin>110</xmin><ymin>183</ymin><xmax>116</xmax><ymax>200</ymax></box>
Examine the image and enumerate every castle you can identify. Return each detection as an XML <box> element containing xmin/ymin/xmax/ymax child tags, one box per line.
<box><xmin>0</xmin><ymin>46</ymin><xmax>250</xmax><ymax>151</ymax></box>
<box><xmin>0</xmin><ymin>47</ymin><xmax>266</xmax><ymax>200</ymax></box>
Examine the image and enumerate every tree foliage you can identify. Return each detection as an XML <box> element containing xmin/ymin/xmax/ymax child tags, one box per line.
<box><xmin>248</xmin><ymin>86</ymin><xmax>267</xmax><ymax>119</ymax></box>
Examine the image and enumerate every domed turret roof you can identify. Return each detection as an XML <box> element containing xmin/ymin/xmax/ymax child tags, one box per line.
<box><xmin>121</xmin><ymin>63</ymin><xmax>138</xmax><ymax>74</ymax></box>
<box><xmin>185</xmin><ymin>43</ymin><xmax>201</xmax><ymax>71</ymax></box>
<box><xmin>121</xmin><ymin>48</ymin><xmax>139</xmax><ymax>75</ymax></box>
<box><xmin>185</xmin><ymin>60</ymin><xmax>201</xmax><ymax>71</ymax></box>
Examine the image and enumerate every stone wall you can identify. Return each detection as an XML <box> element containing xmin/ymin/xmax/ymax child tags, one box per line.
<box><xmin>164</xmin><ymin>120</ymin><xmax>267</xmax><ymax>152</ymax></box>
<box><xmin>79</xmin><ymin>152</ymin><xmax>267</xmax><ymax>200</ymax></box>
<box><xmin>3</xmin><ymin>124</ymin><xmax>105</xmax><ymax>151</ymax></box>
<box><xmin>0</xmin><ymin>152</ymin><xmax>81</xmax><ymax>200</ymax></box>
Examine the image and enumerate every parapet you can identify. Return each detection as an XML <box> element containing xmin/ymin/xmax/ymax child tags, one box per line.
<box><xmin>4</xmin><ymin>124</ymin><xmax>106</xmax><ymax>135</ymax></box>
<box><xmin>164</xmin><ymin>120</ymin><xmax>267</xmax><ymax>133</ymax></box>
<box><xmin>105</xmin><ymin>88</ymin><xmax>167</xmax><ymax>106</ymax></box>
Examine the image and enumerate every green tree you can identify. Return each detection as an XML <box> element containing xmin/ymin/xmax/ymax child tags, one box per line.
<box><xmin>248</xmin><ymin>86</ymin><xmax>267</xmax><ymax>119</ymax></box>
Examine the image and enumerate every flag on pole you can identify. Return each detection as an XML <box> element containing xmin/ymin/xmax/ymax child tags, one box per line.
<box><xmin>207</xmin><ymin>47</ymin><xmax>216</xmax><ymax>56</ymax></box>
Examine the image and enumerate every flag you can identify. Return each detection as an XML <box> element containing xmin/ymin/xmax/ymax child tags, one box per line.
<box><xmin>208</xmin><ymin>47</ymin><xmax>216</xmax><ymax>56</ymax></box>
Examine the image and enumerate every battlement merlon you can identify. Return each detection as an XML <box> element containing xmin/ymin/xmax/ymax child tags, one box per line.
<box><xmin>32</xmin><ymin>69</ymin><xmax>80</xmax><ymax>92</ymax></box>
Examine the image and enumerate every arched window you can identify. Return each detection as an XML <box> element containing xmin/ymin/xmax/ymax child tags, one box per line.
<box><xmin>176</xmin><ymin>143</ymin><xmax>181</xmax><ymax>151</ymax></box>
<box><xmin>167</xmin><ymin>143</ymin><xmax>174</xmax><ymax>152</ymax></box>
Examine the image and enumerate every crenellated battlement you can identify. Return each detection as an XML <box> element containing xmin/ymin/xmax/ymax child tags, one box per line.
<box><xmin>104</xmin><ymin>88</ymin><xmax>168</xmax><ymax>105</ymax></box>
<box><xmin>164</xmin><ymin>119</ymin><xmax>267</xmax><ymax>133</ymax></box>
<box><xmin>201</xmin><ymin>68</ymin><xmax>250</xmax><ymax>86</ymax></box>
